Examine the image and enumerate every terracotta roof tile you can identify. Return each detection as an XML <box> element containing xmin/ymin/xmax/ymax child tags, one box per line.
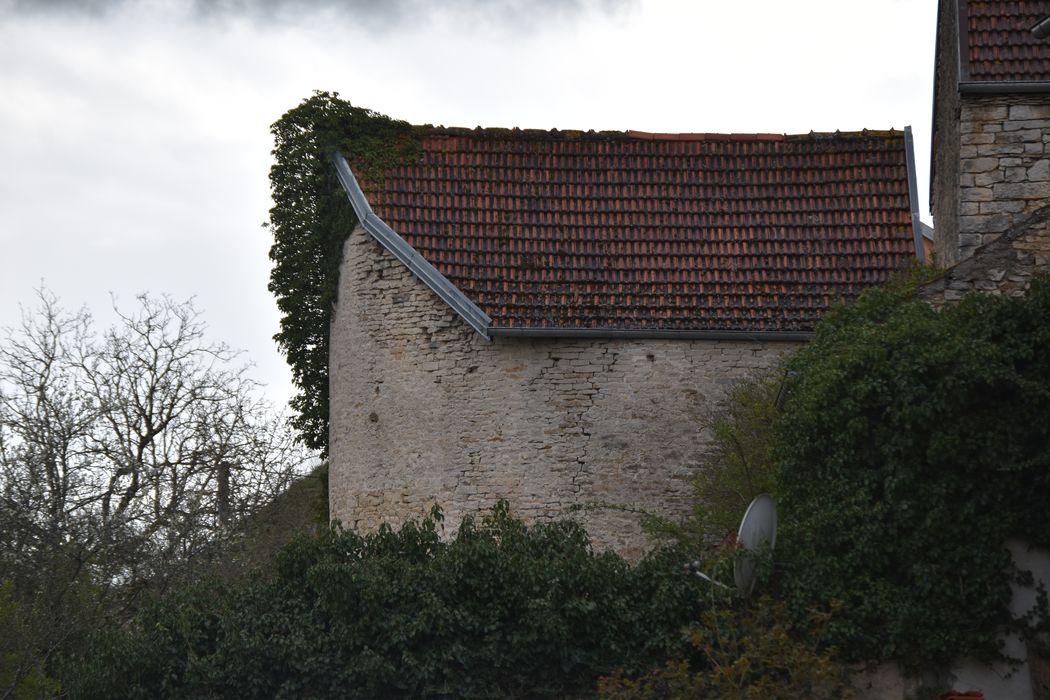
<box><xmin>344</xmin><ymin>128</ymin><xmax>916</xmax><ymax>333</ymax></box>
<box><xmin>963</xmin><ymin>0</ymin><xmax>1050</xmax><ymax>83</ymax></box>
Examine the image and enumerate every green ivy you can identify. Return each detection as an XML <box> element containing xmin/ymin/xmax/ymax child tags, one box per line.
<box><xmin>267</xmin><ymin>92</ymin><xmax>423</xmax><ymax>452</ymax></box>
<box><xmin>776</xmin><ymin>277</ymin><xmax>1050</xmax><ymax>668</ymax></box>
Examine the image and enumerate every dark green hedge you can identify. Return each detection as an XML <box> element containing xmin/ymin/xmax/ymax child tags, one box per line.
<box><xmin>777</xmin><ymin>277</ymin><xmax>1050</xmax><ymax>668</ymax></box>
<box><xmin>60</xmin><ymin>504</ymin><xmax>706</xmax><ymax>699</ymax></box>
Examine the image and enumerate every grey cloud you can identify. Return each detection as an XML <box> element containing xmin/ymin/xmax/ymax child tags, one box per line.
<box><xmin>2</xmin><ymin>0</ymin><xmax>634</xmax><ymax>31</ymax></box>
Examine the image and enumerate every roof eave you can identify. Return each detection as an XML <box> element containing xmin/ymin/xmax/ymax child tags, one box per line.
<box><xmin>331</xmin><ymin>152</ymin><xmax>494</xmax><ymax>340</ymax></box>
<box><xmin>959</xmin><ymin>80</ymin><xmax>1050</xmax><ymax>94</ymax></box>
<box><xmin>488</xmin><ymin>327</ymin><xmax>813</xmax><ymax>342</ymax></box>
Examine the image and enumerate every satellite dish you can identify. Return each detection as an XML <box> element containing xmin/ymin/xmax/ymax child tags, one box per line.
<box><xmin>733</xmin><ymin>494</ymin><xmax>777</xmax><ymax>596</ymax></box>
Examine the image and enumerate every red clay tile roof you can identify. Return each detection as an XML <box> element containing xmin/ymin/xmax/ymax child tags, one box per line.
<box><xmin>962</xmin><ymin>0</ymin><xmax>1050</xmax><ymax>83</ymax></box>
<box><xmin>343</xmin><ymin>128</ymin><xmax>916</xmax><ymax>333</ymax></box>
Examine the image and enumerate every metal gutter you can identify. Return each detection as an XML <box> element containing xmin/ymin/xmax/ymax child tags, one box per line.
<box><xmin>331</xmin><ymin>152</ymin><xmax>493</xmax><ymax>339</ymax></box>
<box><xmin>488</xmin><ymin>328</ymin><xmax>812</xmax><ymax>342</ymax></box>
<box><xmin>959</xmin><ymin>80</ymin><xmax>1050</xmax><ymax>94</ymax></box>
<box><xmin>1033</xmin><ymin>14</ymin><xmax>1050</xmax><ymax>39</ymax></box>
<box><xmin>903</xmin><ymin>126</ymin><xmax>926</xmax><ymax>264</ymax></box>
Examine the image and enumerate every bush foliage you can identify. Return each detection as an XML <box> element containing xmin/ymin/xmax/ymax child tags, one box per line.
<box><xmin>597</xmin><ymin>596</ymin><xmax>853</xmax><ymax>700</ymax></box>
<box><xmin>777</xmin><ymin>278</ymin><xmax>1050</xmax><ymax>667</ymax></box>
<box><xmin>61</xmin><ymin>504</ymin><xmax>707</xmax><ymax>699</ymax></box>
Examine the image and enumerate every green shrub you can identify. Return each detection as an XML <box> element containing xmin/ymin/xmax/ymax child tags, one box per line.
<box><xmin>639</xmin><ymin>369</ymin><xmax>784</xmax><ymax>561</ymax></box>
<box><xmin>0</xmin><ymin>582</ymin><xmax>61</xmax><ymax>700</ymax></box>
<box><xmin>597</xmin><ymin>596</ymin><xmax>853</xmax><ymax>700</ymax></box>
<box><xmin>777</xmin><ymin>278</ymin><xmax>1050</xmax><ymax>668</ymax></box>
<box><xmin>61</xmin><ymin>503</ymin><xmax>707</xmax><ymax>699</ymax></box>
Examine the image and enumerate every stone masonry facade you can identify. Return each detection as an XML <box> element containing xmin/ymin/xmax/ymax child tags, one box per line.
<box><xmin>920</xmin><ymin>203</ymin><xmax>1050</xmax><ymax>307</ymax></box>
<box><xmin>329</xmin><ymin>226</ymin><xmax>798</xmax><ymax>559</ymax></box>
<box><xmin>935</xmin><ymin>94</ymin><xmax>1050</xmax><ymax>265</ymax></box>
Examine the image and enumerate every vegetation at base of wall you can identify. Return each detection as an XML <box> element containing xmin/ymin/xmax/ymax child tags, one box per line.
<box><xmin>694</xmin><ymin>368</ymin><xmax>784</xmax><ymax>541</ymax></box>
<box><xmin>639</xmin><ymin>368</ymin><xmax>784</xmax><ymax>559</ymax></box>
<box><xmin>776</xmin><ymin>277</ymin><xmax>1050</xmax><ymax>668</ymax></box>
<box><xmin>57</xmin><ymin>503</ymin><xmax>709</xmax><ymax>699</ymax></box>
<box><xmin>268</xmin><ymin>92</ymin><xmax>424</xmax><ymax>453</ymax></box>
<box><xmin>597</xmin><ymin>596</ymin><xmax>854</xmax><ymax>700</ymax></box>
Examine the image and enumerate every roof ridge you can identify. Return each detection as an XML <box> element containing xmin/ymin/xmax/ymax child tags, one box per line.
<box><xmin>417</xmin><ymin>125</ymin><xmax>904</xmax><ymax>142</ymax></box>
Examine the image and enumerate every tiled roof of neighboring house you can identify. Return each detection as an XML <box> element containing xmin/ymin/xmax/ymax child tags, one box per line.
<box><xmin>961</xmin><ymin>0</ymin><xmax>1050</xmax><ymax>83</ymax></box>
<box><xmin>339</xmin><ymin>128</ymin><xmax>918</xmax><ymax>335</ymax></box>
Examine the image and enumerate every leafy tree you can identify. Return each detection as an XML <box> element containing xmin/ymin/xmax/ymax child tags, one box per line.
<box><xmin>776</xmin><ymin>278</ymin><xmax>1050</xmax><ymax>667</ymax></box>
<box><xmin>267</xmin><ymin>91</ymin><xmax>422</xmax><ymax>453</ymax></box>
<box><xmin>0</xmin><ymin>289</ymin><xmax>312</xmax><ymax>696</ymax></box>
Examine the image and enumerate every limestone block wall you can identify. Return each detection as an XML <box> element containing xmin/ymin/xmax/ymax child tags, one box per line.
<box><xmin>329</xmin><ymin>226</ymin><xmax>798</xmax><ymax>559</ymax></box>
<box><xmin>954</xmin><ymin>95</ymin><xmax>1050</xmax><ymax>262</ymax></box>
<box><xmin>920</xmin><ymin>203</ymin><xmax>1050</xmax><ymax>308</ymax></box>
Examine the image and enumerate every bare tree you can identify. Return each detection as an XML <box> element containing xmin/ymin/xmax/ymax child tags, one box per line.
<box><xmin>0</xmin><ymin>289</ymin><xmax>313</xmax><ymax>676</ymax></box>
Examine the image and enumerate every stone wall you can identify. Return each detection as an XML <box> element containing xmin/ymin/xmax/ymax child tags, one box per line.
<box><xmin>329</xmin><ymin>226</ymin><xmax>798</xmax><ymax>559</ymax></box>
<box><xmin>955</xmin><ymin>95</ymin><xmax>1050</xmax><ymax>262</ymax></box>
<box><xmin>920</xmin><ymin>203</ymin><xmax>1050</xmax><ymax>307</ymax></box>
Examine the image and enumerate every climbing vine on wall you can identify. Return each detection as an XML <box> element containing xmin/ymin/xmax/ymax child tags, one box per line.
<box><xmin>776</xmin><ymin>277</ymin><xmax>1050</xmax><ymax>668</ymax></box>
<box><xmin>267</xmin><ymin>92</ymin><xmax>423</xmax><ymax>452</ymax></box>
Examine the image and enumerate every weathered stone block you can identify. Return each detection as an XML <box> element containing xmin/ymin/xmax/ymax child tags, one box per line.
<box><xmin>974</xmin><ymin>170</ymin><xmax>1004</xmax><ymax>186</ymax></box>
<box><xmin>962</xmin><ymin>133</ymin><xmax>995</xmax><ymax>145</ymax></box>
<box><xmin>1029</xmin><ymin>160</ymin><xmax>1050</xmax><ymax>182</ymax></box>
<box><xmin>962</xmin><ymin>157</ymin><xmax>999</xmax><ymax>173</ymax></box>
<box><xmin>980</xmin><ymin>142</ymin><xmax>1024</xmax><ymax>156</ymax></box>
<box><xmin>991</xmin><ymin>132</ymin><xmax>1025</xmax><ymax>144</ymax></box>
<box><xmin>960</xmin><ymin>187</ymin><xmax>993</xmax><ymax>202</ymax></box>
<box><xmin>978</xmin><ymin>200</ymin><xmax>1026</xmax><ymax>214</ymax></box>
<box><xmin>963</xmin><ymin>214</ymin><xmax>1011</xmax><ymax>233</ymax></box>
<box><xmin>1005</xmin><ymin>167</ymin><xmax>1028</xmax><ymax>183</ymax></box>
<box><xmin>1008</xmin><ymin>105</ymin><xmax>1050</xmax><ymax>120</ymax></box>
<box><xmin>968</xmin><ymin>105</ymin><xmax>1008</xmax><ymax>120</ymax></box>
<box><xmin>993</xmin><ymin>182</ymin><xmax>1048</xmax><ymax>200</ymax></box>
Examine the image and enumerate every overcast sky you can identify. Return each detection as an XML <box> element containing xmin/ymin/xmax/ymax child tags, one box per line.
<box><xmin>0</xmin><ymin>0</ymin><xmax>938</xmax><ymax>410</ymax></box>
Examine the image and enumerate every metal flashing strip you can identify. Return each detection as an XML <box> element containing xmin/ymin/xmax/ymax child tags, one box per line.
<box><xmin>959</xmin><ymin>80</ymin><xmax>1050</xmax><ymax>94</ymax></box>
<box><xmin>331</xmin><ymin>153</ymin><xmax>493</xmax><ymax>339</ymax></box>
<box><xmin>488</xmin><ymin>327</ymin><xmax>813</xmax><ymax>342</ymax></box>
<box><xmin>903</xmin><ymin>126</ymin><xmax>926</xmax><ymax>264</ymax></box>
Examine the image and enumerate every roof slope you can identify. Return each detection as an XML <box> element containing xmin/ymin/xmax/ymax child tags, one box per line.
<box><xmin>961</xmin><ymin>0</ymin><xmax>1050</xmax><ymax>84</ymax></box>
<box><xmin>340</xmin><ymin>128</ymin><xmax>916</xmax><ymax>334</ymax></box>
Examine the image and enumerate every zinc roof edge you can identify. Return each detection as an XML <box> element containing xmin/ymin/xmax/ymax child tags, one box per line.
<box><xmin>487</xmin><ymin>327</ymin><xmax>813</xmax><ymax>341</ymax></box>
<box><xmin>331</xmin><ymin>152</ymin><xmax>493</xmax><ymax>340</ymax></box>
